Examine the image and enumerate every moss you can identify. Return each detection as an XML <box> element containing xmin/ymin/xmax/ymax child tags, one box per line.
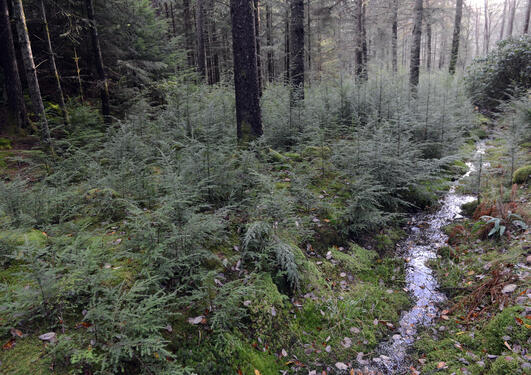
<box><xmin>268</xmin><ymin>148</ymin><xmax>288</xmax><ymax>163</ymax></box>
<box><xmin>331</xmin><ymin>244</ymin><xmax>376</xmax><ymax>274</ymax></box>
<box><xmin>513</xmin><ymin>165</ymin><xmax>531</xmax><ymax>184</ymax></box>
<box><xmin>283</xmin><ymin>152</ymin><xmax>302</xmax><ymax>161</ymax></box>
<box><xmin>0</xmin><ymin>337</ymin><xmax>58</xmax><ymax>375</ymax></box>
<box><xmin>274</xmin><ymin>182</ymin><xmax>291</xmax><ymax>190</ymax></box>
<box><xmin>482</xmin><ymin>306</ymin><xmax>529</xmax><ymax>355</ymax></box>
<box><xmin>0</xmin><ymin>138</ymin><xmax>12</xmax><ymax>150</ymax></box>
<box><xmin>461</xmin><ymin>200</ymin><xmax>479</xmax><ymax>217</ymax></box>
<box><xmin>302</xmin><ymin>146</ymin><xmax>331</xmax><ymax>159</ymax></box>
<box><xmin>489</xmin><ymin>355</ymin><xmax>522</xmax><ymax>375</ymax></box>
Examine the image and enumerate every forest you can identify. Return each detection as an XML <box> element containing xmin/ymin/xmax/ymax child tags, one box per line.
<box><xmin>0</xmin><ymin>0</ymin><xmax>530</xmax><ymax>374</ymax></box>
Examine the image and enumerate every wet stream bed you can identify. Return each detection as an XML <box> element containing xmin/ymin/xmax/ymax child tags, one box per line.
<box><xmin>358</xmin><ymin>144</ymin><xmax>486</xmax><ymax>374</ymax></box>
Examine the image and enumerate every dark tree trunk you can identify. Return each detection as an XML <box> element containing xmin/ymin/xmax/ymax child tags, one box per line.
<box><xmin>425</xmin><ymin>1</ymin><xmax>432</xmax><ymax>71</ymax></box>
<box><xmin>210</xmin><ymin>16</ymin><xmax>220</xmax><ymax>84</ymax></box>
<box><xmin>391</xmin><ymin>0</ymin><xmax>398</xmax><ymax>73</ymax></box>
<box><xmin>38</xmin><ymin>0</ymin><xmax>69</xmax><ymax>125</ymax></box>
<box><xmin>254</xmin><ymin>0</ymin><xmax>262</xmax><ymax>95</ymax></box>
<box><xmin>361</xmin><ymin>1</ymin><xmax>368</xmax><ymax>76</ymax></box>
<box><xmin>266</xmin><ymin>2</ymin><xmax>274</xmax><ymax>81</ymax></box>
<box><xmin>284</xmin><ymin>5</ymin><xmax>290</xmax><ymax>84</ymax></box>
<box><xmin>306</xmin><ymin>0</ymin><xmax>311</xmax><ymax>83</ymax></box>
<box><xmin>196</xmin><ymin>0</ymin><xmax>207</xmax><ymax>79</ymax></box>
<box><xmin>484</xmin><ymin>0</ymin><xmax>490</xmax><ymax>54</ymax></box>
<box><xmin>85</xmin><ymin>0</ymin><xmax>111</xmax><ymax>123</ymax></box>
<box><xmin>290</xmin><ymin>0</ymin><xmax>304</xmax><ymax>102</ymax></box>
<box><xmin>355</xmin><ymin>0</ymin><xmax>364</xmax><ymax>79</ymax></box>
<box><xmin>230</xmin><ymin>0</ymin><xmax>263</xmax><ymax>142</ymax></box>
<box><xmin>508</xmin><ymin>0</ymin><xmax>516</xmax><ymax>36</ymax></box>
<box><xmin>525</xmin><ymin>0</ymin><xmax>531</xmax><ymax>33</ymax></box>
<box><xmin>12</xmin><ymin>0</ymin><xmax>52</xmax><ymax>146</ymax></box>
<box><xmin>449</xmin><ymin>0</ymin><xmax>463</xmax><ymax>75</ymax></box>
<box><xmin>409</xmin><ymin>0</ymin><xmax>423</xmax><ymax>92</ymax></box>
<box><xmin>500</xmin><ymin>0</ymin><xmax>507</xmax><ymax>39</ymax></box>
<box><xmin>183</xmin><ymin>0</ymin><xmax>195</xmax><ymax>67</ymax></box>
<box><xmin>170</xmin><ymin>2</ymin><xmax>176</xmax><ymax>36</ymax></box>
<box><xmin>0</xmin><ymin>0</ymin><xmax>27</xmax><ymax>130</ymax></box>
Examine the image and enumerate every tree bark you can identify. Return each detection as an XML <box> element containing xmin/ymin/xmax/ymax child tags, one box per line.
<box><xmin>500</xmin><ymin>0</ymin><xmax>507</xmax><ymax>39</ymax></box>
<box><xmin>306</xmin><ymin>0</ymin><xmax>311</xmax><ymax>83</ymax></box>
<box><xmin>254</xmin><ymin>0</ymin><xmax>262</xmax><ymax>95</ymax></box>
<box><xmin>230</xmin><ymin>0</ymin><xmax>262</xmax><ymax>142</ymax></box>
<box><xmin>426</xmin><ymin>13</ymin><xmax>432</xmax><ymax>71</ymax></box>
<box><xmin>183</xmin><ymin>0</ymin><xmax>195</xmax><ymax>67</ymax></box>
<box><xmin>361</xmin><ymin>1</ymin><xmax>368</xmax><ymax>75</ymax></box>
<box><xmin>525</xmin><ymin>0</ymin><xmax>531</xmax><ymax>33</ymax></box>
<box><xmin>12</xmin><ymin>0</ymin><xmax>52</xmax><ymax>146</ymax></box>
<box><xmin>284</xmin><ymin>5</ymin><xmax>290</xmax><ymax>84</ymax></box>
<box><xmin>38</xmin><ymin>0</ymin><xmax>69</xmax><ymax>125</ymax></box>
<box><xmin>85</xmin><ymin>0</ymin><xmax>111</xmax><ymax>123</ymax></box>
<box><xmin>508</xmin><ymin>0</ymin><xmax>516</xmax><ymax>36</ymax></box>
<box><xmin>409</xmin><ymin>0</ymin><xmax>423</xmax><ymax>92</ymax></box>
<box><xmin>449</xmin><ymin>0</ymin><xmax>463</xmax><ymax>75</ymax></box>
<box><xmin>0</xmin><ymin>0</ymin><xmax>27</xmax><ymax>130</ymax></box>
<box><xmin>484</xmin><ymin>0</ymin><xmax>490</xmax><ymax>54</ymax></box>
<box><xmin>266</xmin><ymin>2</ymin><xmax>274</xmax><ymax>81</ymax></box>
<box><xmin>196</xmin><ymin>0</ymin><xmax>207</xmax><ymax>79</ymax></box>
<box><xmin>391</xmin><ymin>0</ymin><xmax>398</xmax><ymax>73</ymax></box>
<box><xmin>355</xmin><ymin>0</ymin><xmax>364</xmax><ymax>79</ymax></box>
<box><xmin>290</xmin><ymin>0</ymin><xmax>304</xmax><ymax>102</ymax></box>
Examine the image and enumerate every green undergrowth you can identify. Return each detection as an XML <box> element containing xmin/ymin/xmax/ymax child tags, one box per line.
<box><xmin>0</xmin><ymin>75</ymin><xmax>480</xmax><ymax>374</ymax></box>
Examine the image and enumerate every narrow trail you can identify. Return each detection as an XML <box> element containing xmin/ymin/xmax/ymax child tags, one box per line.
<box><xmin>359</xmin><ymin>143</ymin><xmax>486</xmax><ymax>374</ymax></box>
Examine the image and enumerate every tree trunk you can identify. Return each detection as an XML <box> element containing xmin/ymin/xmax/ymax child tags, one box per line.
<box><xmin>254</xmin><ymin>0</ymin><xmax>262</xmax><ymax>95</ymax></box>
<box><xmin>449</xmin><ymin>0</ymin><xmax>463</xmax><ymax>75</ymax></box>
<box><xmin>361</xmin><ymin>1</ymin><xmax>368</xmax><ymax>76</ymax></box>
<box><xmin>290</xmin><ymin>0</ymin><xmax>304</xmax><ymax>102</ymax></box>
<box><xmin>426</xmin><ymin>16</ymin><xmax>432</xmax><ymax>71</ymax></box>
<box><xmin>85</xmin><ymin>0</ymin><xmax>111</xmax><ymax>123</ymax></box>
<box><xmin>284</xmin><ymin>5</ymin><xmax>290</xmax><ymax>84</ymax></box>
<box><xmin>183</xmin><ymin>0</ymin><xmax>195</xmax><ymax>67</ymax></box>
<box><xmin>12</xmin><ymin>0</ymin><xmax>52</xmax><ymax>146</ymax></box>
<box><xmin>266</xmin><ymin>2</ymin><xmax>274</xmax><ymax>81</ymax></box>
<box><xmin>306</xmin><ymin>0</ymin><xmax>311</xmax><ymax>84</ymax></box>
<box><xmin>525</xmin><ymin>0</ymin><xmax>531</xmax><ymax>33</ymax></box>
<box><xmin>170</xmin><ymin>2</ymin><xmax>176</xmax><ymax>36</ymax></box>
<box><xmin>0</xmin><ymin>0</ymin><xmax>27</xmax><ymax>130</ymax></box>
<box><xmin>409</xmin><ymin>0</ymin><xmax>423</xmax><ymax>92</ymax></box>
<box><xmin>210</xmin><ymin>16</ymin><xmax>220</xmax><ymax>84</ymax></box>
<box><xmin>484</xmin><ymin>0</ymin><xmax>490</xmax><ymax>54</ymax></box>
<box><xmin>500</xmin><ymin>0</ymin><xmax>507</xmax><ymax>39</ymax></box>
<box><xmin>475</xmin><ymin>7</ymin><xmax>480</xmax><ymax>56</ymax></box>
<box><xmin>391</xmin><ymin>0</ymin><xmax>398</xmax><ymax>73</ymax></box>
<box><xmin>508</xmin><ymin>0</ymin><xmax>516</xmax><ymax>36</ymax></box>
<box><xmin>196</xmin><ymin>0</ymin><xmax>207</xmax><ymax>79</ymax></box>
<box><xmin>230</xmin><ymin>0</ymin><xmax>262</xmax><ymax>142</ymax></box>
<box><xmin>355</xmin><ymin>0</ymin><xmax>364</xmax><ymax>79</ymax></box>
<box><xmin>38</xmin><ymin>0</ymin><xmax>69</xmax><ymax>125</ymax></box>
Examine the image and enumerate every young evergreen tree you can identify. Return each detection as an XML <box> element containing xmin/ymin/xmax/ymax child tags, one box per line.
<box><xmin>449</xmin><ymin>0</ymin><xmax>464</xmax><ymax>75</ymax></box>
<box><xmin>0</xmin><ymin>0</ymin><xmax>27</xmax><ymax>130</ymax></box>
<box><xmin>85</xmin><ymin>0</ymin><xmax>111</xmax><ymax>124</ymax></box>
<box><xmin>410</xmin><ymin>0</ymin><xmax>424</xmax><ymax>91</ymax></box>
<box><xmin>290</xmin><ymin>0</ymin><xmax>304</xmax><ymax>102</ymax></box>
<box><xmin>12</xmin><ymin>0</ymin><xmax>52</xmax><ymax>147</ymax></box>
<box><xmin>230</xmin><ymin>0</ymin><xmax>263</xmax><ymax>142</ymax></box>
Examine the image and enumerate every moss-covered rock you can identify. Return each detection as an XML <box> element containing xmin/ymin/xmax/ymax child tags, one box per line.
<box><xmin>513</xmin><ymin>165</ymin><xmax>531</xmax><ymax>184</ymax></box>
<box><xmin>268</xmin><ymin>148</ymin><xmax>288</xmax><ymax>163</ymax></box>
<box><xmin>461</xmin><ymin>200</ymin><xmax>479</xmax><ymax>217</ymax></box>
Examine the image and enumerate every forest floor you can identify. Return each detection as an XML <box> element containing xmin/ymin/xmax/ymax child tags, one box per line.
<box><xmin>0</xmin><ymin>114</ymin><xmax>529</xmax><ymax>375</ymax></box>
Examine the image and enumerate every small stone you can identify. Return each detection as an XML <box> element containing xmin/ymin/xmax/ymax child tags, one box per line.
<box><xmin>476</xmin><ymin>361</ymin><xmax>485</xmax><ymax>367</ymax></box>
<box><xmin>335</xmin><ymin>362</ymin><xmax>348</xmax><ymax>370</ymax></box>
<box><xmin>502</xmin><ymin>284</ymin><xmax>517</xmax><ymax>294</ymax></box>
<box><xmin>38</xmin><ymin>332</ymin><xmax>57</xmax><ymax>343</ymax></box>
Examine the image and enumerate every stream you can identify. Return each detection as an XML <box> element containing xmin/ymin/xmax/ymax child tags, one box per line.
<box><xmin>365</xmin><ymin>143</ymin><xmax>486</xmax><ymax>374</ymax></box>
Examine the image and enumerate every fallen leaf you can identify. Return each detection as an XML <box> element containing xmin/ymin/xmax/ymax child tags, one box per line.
<box><xmin>188</xmin><ymin>316</ymin><xmax>204</xmax><ymax>325</ymax></box>
<box><xmin>38</xmin><ymin>332</ymin><xmax>57</xmax><ymax>343</ymax></box>
<box><xmin>2</xmin><ymin>339</ymin><xmax>15</xmax><ymax>350</ymax></box>
<box><xmin>10</xmin><ymin>328</ymin><xmax>23</xmax><ymax>338</ymax></box>
<box><xmin>437</xmin><ymin>361</ymin><xmax>447</xmax><ymax>369</ymax></box>
<box><xmin>254</xmin><ymin>370</ymin><xmax>262</xmax><ymax>375</ymax></box>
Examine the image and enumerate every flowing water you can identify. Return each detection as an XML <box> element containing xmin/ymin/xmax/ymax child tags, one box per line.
<box><xmin>366</xmin><ymin>144</ymin><xmax>486</xmax><ymax>374</ymax></box>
